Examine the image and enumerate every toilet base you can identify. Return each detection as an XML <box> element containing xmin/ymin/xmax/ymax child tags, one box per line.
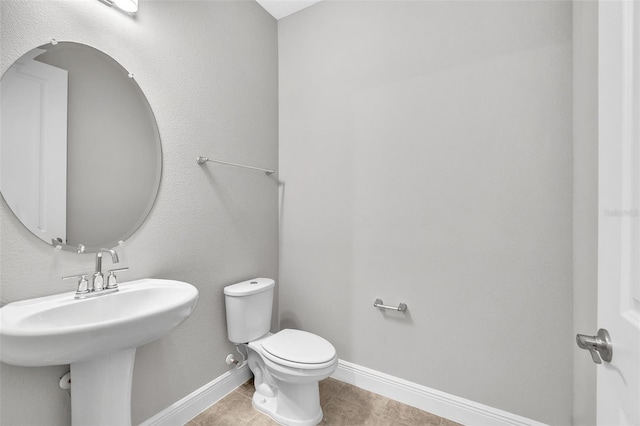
<box><xmin>251</xmin><ymin>381</ymin><xmax>324</xmax><ymax>426</ymax></box>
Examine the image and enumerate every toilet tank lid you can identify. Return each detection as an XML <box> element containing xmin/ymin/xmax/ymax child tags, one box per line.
<box><xmin>224</xmin><ymin>278</ymin><xmax>275</xmax><ymax>296</ymax></box>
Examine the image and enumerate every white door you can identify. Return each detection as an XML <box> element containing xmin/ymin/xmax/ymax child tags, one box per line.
<box><xmin>596</xmin><ymin>1</ymin><xmax>640</xmax><ymax>425</ymax></box>
<box><xmin>0</xmin><ymin>48</ymin><xmax>68</xmax><ymax>244</ymax></box>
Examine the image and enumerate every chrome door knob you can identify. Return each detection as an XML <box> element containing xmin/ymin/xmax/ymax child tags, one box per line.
<box><xmin>576</xmin><ymin>328</ymin><xmax>613</xmax><ymax>364</ymax></box>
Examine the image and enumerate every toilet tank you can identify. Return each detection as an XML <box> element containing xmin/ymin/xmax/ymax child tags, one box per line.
<box><xmin>224</xmin><ymin>278</ymin><xmax>275</xmax><ymax>343</ymax></box>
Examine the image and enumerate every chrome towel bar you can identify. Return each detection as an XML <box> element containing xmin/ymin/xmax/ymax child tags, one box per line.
<box><xmin>374</xmin><ymin>298</ymin><xmax>407</xmax><ymax>312</ymax></box>
<box><xmin>197</xmin><ymin>156</ymin><xmax>275</xmax><ymax>175</ymax></box>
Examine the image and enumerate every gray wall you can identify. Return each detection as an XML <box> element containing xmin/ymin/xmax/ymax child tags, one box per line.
<box><xmin>278</xmin><ymin>1</ymin><xmax>574</xmax><ymax>424</ymax></box>
<box><xmin>572</xmin><ymin>1</ymin><xmax>598</xmax><ymax>425</ymax></box>
<box><xmin>0</xmin><ymin>1</ymin><xmax>278</xmax><ymax>425</ymax></box>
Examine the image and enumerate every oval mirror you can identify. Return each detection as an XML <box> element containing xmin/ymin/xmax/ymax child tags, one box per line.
<box><xmin>0</xmin><ymin>41</ymin><xmax>161</xmax><ymax>253</ymax></box>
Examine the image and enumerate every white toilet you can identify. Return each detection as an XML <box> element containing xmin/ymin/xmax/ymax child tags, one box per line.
<box><xmin>224</xmin><ymin>278</ymin><xmax>338</xmax><ymax>426</ymax></box>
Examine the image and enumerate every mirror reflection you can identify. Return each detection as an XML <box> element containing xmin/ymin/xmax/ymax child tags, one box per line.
<box><xmin>0</xmin><ymin>42</ymin><xmax>161</xmax><ymax>253</ymax></box>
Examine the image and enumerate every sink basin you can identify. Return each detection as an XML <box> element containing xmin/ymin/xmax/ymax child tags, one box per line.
<box><xmin>0</xmin><ymin>278</ymin><xmax>198</xmax><ymax>366</ymax></box>
<box><xmin>0</xmin><ymin>278</ymin><xmax>198</xmax><ymax>425</ymax></box>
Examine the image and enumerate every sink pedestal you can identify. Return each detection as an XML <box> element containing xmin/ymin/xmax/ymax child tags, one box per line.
<box><xmin>70</xmin><ymin>348</ymin><xmax>136</xmax><ymax>426</ymax></box>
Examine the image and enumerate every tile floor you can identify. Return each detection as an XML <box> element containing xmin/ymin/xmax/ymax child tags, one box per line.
<box><xmin>186</xmin><ymin>378</ymin><xmax>463</xmax><ymax>426</ymax></box>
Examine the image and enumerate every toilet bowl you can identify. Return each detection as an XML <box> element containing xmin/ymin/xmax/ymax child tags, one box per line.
<box><xmin>224</xmin><ymin>279</ymin><xmax>338</xmax><ymax>426</ymax></box>
<box><xmin>248</xmin><ymin>330</ymin><xmax>337</xmax><ymax>425</ymax></box>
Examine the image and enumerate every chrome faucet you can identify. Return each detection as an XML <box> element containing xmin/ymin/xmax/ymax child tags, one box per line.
<box><xmin>93</xmin><ymin>248</ymin><xmax>120</xmax><ymax>292</ymax></box>
<box><xmin>62</xmin><ymin>248</ymin><xmax>128</xmax><ymax>299</ymax></box>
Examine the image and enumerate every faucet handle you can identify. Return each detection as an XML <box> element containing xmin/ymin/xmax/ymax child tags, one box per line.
<box><xmin>63</xmin><ymin>273</ymin><xmax>90</xmax><ymax>296</ymax></box>
<box><xmin>106</xmin><ymin>267</ymin><xmax>129</xmax><ymax>290</ymax></box>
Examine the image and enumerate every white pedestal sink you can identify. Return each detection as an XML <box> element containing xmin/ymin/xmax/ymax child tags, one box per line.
<box><xmin>0</xmin><ymin>278</ymin><xmax>199</xmax><ymax>426</ymax></box>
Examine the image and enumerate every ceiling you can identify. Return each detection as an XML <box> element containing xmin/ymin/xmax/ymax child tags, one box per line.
<box><xmin>255</xmin><ymin>0</ymin><xmax>322</xmax><ymax>20</ymax></box>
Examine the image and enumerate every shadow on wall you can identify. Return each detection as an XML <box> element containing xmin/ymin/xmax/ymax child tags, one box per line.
<box><xmin>374</xmin><ymin>308</ymin><xmax>413</xmax><ymax>326</ymax></box>
<box><xmin>279</xmin><ymin>310</ymin><xmax>302</xmax><ymax>330</ymax></box>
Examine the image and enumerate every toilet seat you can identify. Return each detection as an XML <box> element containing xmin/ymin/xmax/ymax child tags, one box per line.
<box><xmin>260</xmin><ymin>329</ymin><xmax>337</xmax><ymax>370</ymax></box>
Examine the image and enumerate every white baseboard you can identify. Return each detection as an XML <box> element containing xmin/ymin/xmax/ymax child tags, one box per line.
<box><xmin>331</xmin><ymin>360</ymin><xmax>547</xmax><ymax>426</ymax></box>
<box><xmin>140</xmin><ymin>363</ymin><xmax>251</xmax><ymax>426</ymax></box>
<box><xmin>141</xmin><ymin>359</ymin><xmax>546</xmax><ymax>426</ymax></box>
